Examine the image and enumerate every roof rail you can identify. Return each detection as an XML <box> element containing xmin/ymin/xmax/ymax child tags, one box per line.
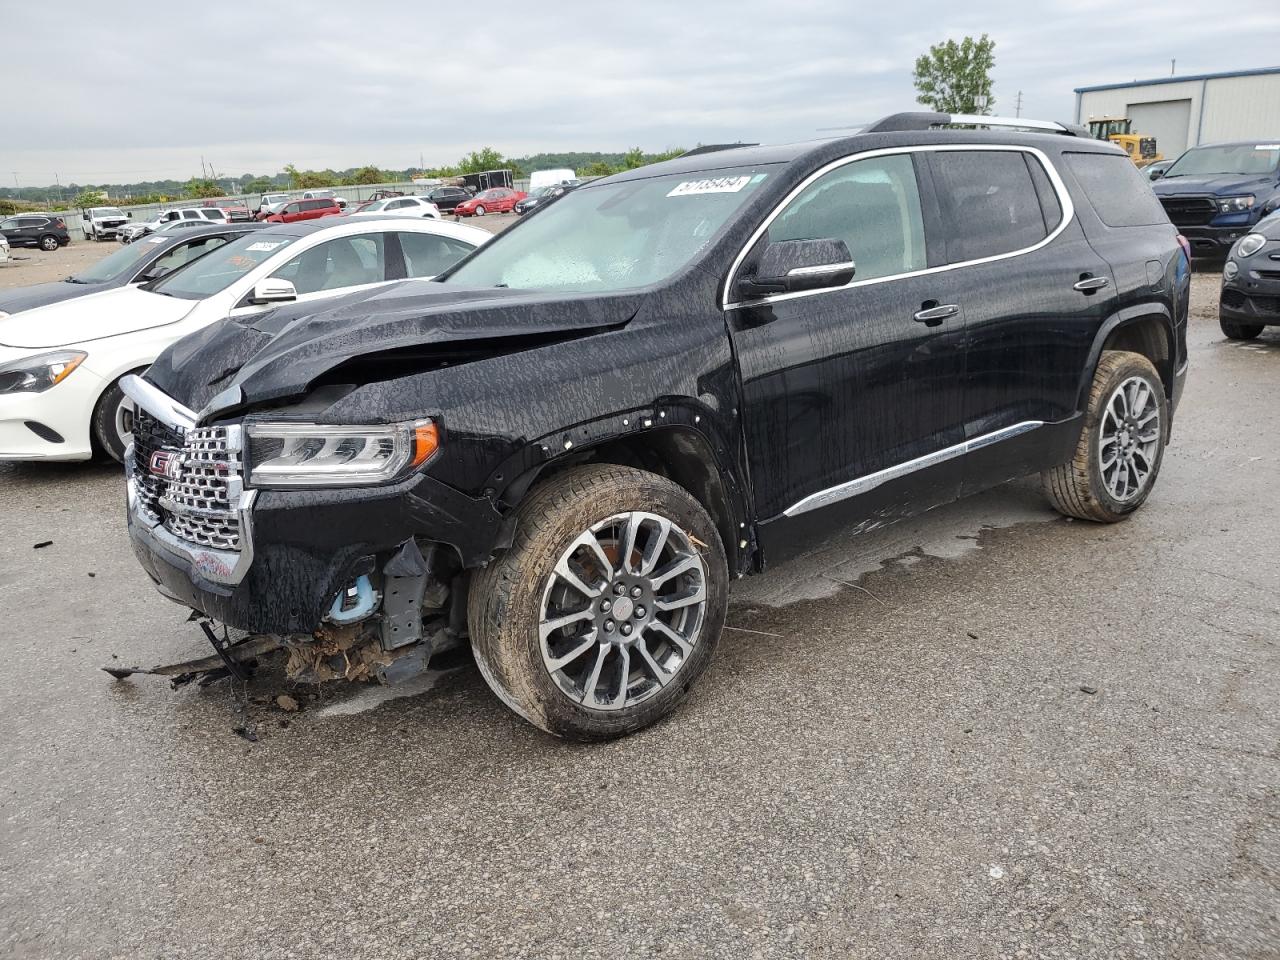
<box><xmin>680</xmin><ymin>143</ymin><xmax>760</xmax><ymax>157</ymax></box>
<box><xmin>862</xmin><ymin>112</ymin><xmax>1089</xmax><ymax>138</ymax></box>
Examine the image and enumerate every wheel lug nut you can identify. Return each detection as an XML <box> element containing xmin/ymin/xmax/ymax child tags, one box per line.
<box><xmin>604</xmin><ymin>620</ymin><xmax>615</xmax><ymax>632</ymax></box>
<box><xmin>621</xmin><ymin>623</ymin><xmax>632</xmax><ymax>636</ymax></box>
<box><xmin>614</xmin><ymin>583</ymin><xmax>626</xmax><ymax>596</ymax></box>
<box><xmin>630</xmin><ymin>586</ymin><xmax>642</xmax><ymax>598</ymax></box>
<box><xmin>635</xmin><ymin>606</ymin><xmax>646</xmax><ymax>619</ymax></box>
<box><xmin>600</xmin><ymin>599</ymin><xmax>612</xmax><ymax>612</ymax></box>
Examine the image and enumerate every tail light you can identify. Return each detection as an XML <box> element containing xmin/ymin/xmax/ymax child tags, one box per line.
<box><xmin>55</xmin><ymin>218</ymin><xmax>66</xmax><ymax>229</ymax></box>
<box><xmin>1176</xmin><ymin>234</ymin><xmax>1192</xmax><ymax>263</ymax></box>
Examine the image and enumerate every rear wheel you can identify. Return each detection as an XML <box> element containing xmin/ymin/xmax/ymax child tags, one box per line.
<box><xmin>40</xmin><ymin>234</ymin><xmax>59</xmax><ymax>251</ymax></box>
<box><xmin>470</xmin><ymin>465</ymin><xmax>727</xmax><ymax>740</ymax></box>
<box><xmin>1220</xmin><ymin>316</ymin><xmax>1263</xmax><ymax>340</ymax></box>
<box><xmin>1042</xmin><ymin>350</ymin><xmax>1167</xmax><ymax>523</ymax></box>
<box><xmin>91</xmin><ymin>378</ymin><xmax>136</xmax><ymax>463</ymax></box>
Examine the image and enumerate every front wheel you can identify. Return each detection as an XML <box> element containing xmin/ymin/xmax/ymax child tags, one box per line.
<box><xmin>474</xmin><ymin>205</ymin><xmax>486</xmax><ymax>216</ymax></box>
<box><xmin>469</xmin><ymin>465</ymin><xmax>728</xmax><ymax>740</ymax></box>
<box><xmin>1042</xmin><ymin>350</ymin><xmax>1167</xmax><ymax>522</ymax></box>
<box><xmin>1220</xmin><ymin>316</ymin><xmax>1263</xmax><ymax>340</ymax></box>
<box><xmin>40</xmin><ymin>234</ymin><xmax>59</xmax><ymax>251</ymax></box>
<box><xmin>91</xmin><ymin>377</ymin><xmax>137</xmax><ymax>463</ymax></box>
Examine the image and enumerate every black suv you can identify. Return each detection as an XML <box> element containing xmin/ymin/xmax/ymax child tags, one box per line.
<box><xmin>0</xmin><ymin>213</ymin><xmax>71</xmax><ymax>251</ymax></box>
<box><xmin>425</xmin><ymin>186</ymin><xmax>471</xmax><ymax>212</ymax></box>
<box><xmin>122</xmin><ymin>113</ymin><xmax>1189</xmax><ymax>739</ymax></box>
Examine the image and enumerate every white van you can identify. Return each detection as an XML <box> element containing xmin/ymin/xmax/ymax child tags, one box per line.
<box><xmin>528</xmin><ymin>168</ymin><xmax>577</xmax><ymax>192</ymax></box>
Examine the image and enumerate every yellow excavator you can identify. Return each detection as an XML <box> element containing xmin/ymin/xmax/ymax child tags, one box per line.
<box><xmin>1087</xmin><ymin>117</ymin><xmax>1163</xmax><ymax>168</ymax></box>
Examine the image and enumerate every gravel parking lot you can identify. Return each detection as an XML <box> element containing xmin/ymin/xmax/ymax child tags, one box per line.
<box><xmin>1</xmin><ymin>259</ymin><xmax>1277</xmax><ymax>959</ymax></box>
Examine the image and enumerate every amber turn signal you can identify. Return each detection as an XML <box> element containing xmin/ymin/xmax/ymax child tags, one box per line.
<box><xmin>411</xmin><ymin>421</ymin><xmax>440</xmax><ymax>467</ymax></box>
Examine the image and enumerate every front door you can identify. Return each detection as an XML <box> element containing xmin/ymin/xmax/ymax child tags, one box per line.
<box><xmin>727</xmin><ymin>151</ymin><xmax>967</xmax><ymax>558</ymax></box>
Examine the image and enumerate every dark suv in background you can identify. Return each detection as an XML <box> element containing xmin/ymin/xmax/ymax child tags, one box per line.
<box><xmin>424</xmin><ymin>186</ymin><xmax>471</xmax><ymax>212</ymax></box>
<box><xmin>0</xmin><ymin>213</ymin><xmax>71</xmax><ymax>251</ymax></box>
<box><xmin>122</xmin><ymin>112</ymin><xmax>1189</xmax><ymax>740</ymax></box>
<box><xmin>1153</xmin><ymin>141</ymin><xmax>1280</xmax><ymax>257</ymax></box>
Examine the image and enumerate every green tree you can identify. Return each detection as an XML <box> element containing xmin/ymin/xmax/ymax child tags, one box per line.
<box><xmin>583</xmin><ymin>160</ymin><xmax>616</xmax><ymax>177</ymax></box>
<box><xmin>283</xmin><ymin>164</ymin><xmax>336</xmax><ymax>189</ymax></box>
<box><xmin>457</xmin><ymin>148</ymin><xmax>508</xmax><ymax>174</ymax></box>
<box><xmin>73</xmin><ymin>188</ymin><xmax>107</xmax><ymax>209</ymax></box>
<box><xmin>184</xmin><ymin>178</ymin><xmax>224</xmax><ymax>199</ymax></box>
<box><xmin>344</xmin><ymin>165</ymin><xmax>387</xmax><ymax>185</ymax></box>
<box><xmin>912</xmin><ymin>34</ymin><xmax>996</xmax><ymax>115</ymax></box>
<box><xmin>622</xmin><ymin>147</ymin><xmax>646</xmax><ymax>170</ymax></box>
<box><xmin>242</xmin><ymin>176</ymin><xmax>275</xmax><ymax>194</ymax></box>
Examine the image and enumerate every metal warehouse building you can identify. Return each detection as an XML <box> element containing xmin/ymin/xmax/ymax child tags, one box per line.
<box><xmin>1074</xmin><ymin>66</ymin><xmax>1280</xmax><ymax>158</ymax></box>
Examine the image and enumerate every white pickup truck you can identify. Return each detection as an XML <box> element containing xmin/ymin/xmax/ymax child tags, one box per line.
<box><xmin>80</xmin><ymin>206</ymin><xmax>132</xmax><ymax>241</ymax></box>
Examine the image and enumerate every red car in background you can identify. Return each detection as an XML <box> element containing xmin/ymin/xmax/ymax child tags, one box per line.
<box><xmin>454</xmin><ymin>187</ymin><xmax>526</xmax><ymax>217</ymax></box>
<box><xmin>264</xmin><ymin>197</ymin><xmax>344</xmax><ymax>224</ymax></box>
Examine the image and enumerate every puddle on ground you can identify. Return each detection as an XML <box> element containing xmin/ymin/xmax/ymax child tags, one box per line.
<box><xmin>731</xmin><ymin>479</ymin><xmax>1056</xmax><ymax>608</ymax></box>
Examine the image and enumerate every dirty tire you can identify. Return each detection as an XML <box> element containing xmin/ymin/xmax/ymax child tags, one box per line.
<box><xmin>40</xmin><ymin>234</ymin><xmax>59</xmax><ymax>251</ymax></box>
<box><xmin>469</xmin><ymin>464</ymin><xmax>727</xmax><ymax>740</ymax></box>
<box><xmin>1041</xmin><ymin>350</ymin><xmax>1167</xmax><ymax>523</ymax></box>
<box><xmin>91</xmin><ymin>378</ymin><xmax>133</xmax><ymax>463</ymax></box>
<box><xmin>1219</xmin><ymin>316</ymin><xmax>1263</xmax><ymax>340</ymax></box>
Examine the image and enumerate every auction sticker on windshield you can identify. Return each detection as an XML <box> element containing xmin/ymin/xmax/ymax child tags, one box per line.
<box><xmin>668</xmin><ymin>176</ymin><xmax>754</xmax><ymax>197</ymax></box>
<box><xmin>246</xmin><ymin>241</ymin><xmax>286</xmax><ymax>252</ymax></box>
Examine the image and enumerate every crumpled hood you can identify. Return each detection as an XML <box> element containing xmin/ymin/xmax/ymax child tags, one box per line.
<box><xmin>146</xmin><ymin>280</ymin><xmax>645</xmax><ymax>416</ymax></box>
<box><xmin>1154</xmin><ymin>173</ymin><xmax>1278</xmax><ymax>198</ymax></box>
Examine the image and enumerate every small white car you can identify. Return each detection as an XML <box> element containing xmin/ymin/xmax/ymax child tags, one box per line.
<box><xmin>0</xmin><ymin>234</ymin><xmax>9</xmax><ymax>264</ymax></box>
<box><xmin>347</xmin><ymin>196</ymin><xmax>441</xmax><ymax>219</ymax></box>
<box><xmin>0</xmin><ymin>217</ymin><xmax>490</xmax><ymax>462</ymax></box>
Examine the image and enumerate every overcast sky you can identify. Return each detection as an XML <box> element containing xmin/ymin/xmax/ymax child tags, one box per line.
<box><xmin>5</xmin><ymin>0</ymin><xmax>1278</xmax><ymax>187</ymax></box>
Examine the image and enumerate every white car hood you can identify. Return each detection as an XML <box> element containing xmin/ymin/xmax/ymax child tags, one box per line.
<box><xmin>0</xmin><ymin>285</ymin><xmax>195</xmax><ymax>349</ymax></box>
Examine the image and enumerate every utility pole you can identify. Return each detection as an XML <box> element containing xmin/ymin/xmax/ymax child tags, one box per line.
<box><xmin>1171</xmin><ymin>59</ymin><xmax>1176</xmax><ymax>77</ymax></box>
<box><xmin>1015</xmin><ymin>91</ymin><xmax>1023</xmax><ymax>117</ymax></box>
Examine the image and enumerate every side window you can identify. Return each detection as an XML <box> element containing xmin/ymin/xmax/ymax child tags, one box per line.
<box><xmin>399</xmin><ymin>231</ymin><xmax>475</xmax><ymax>278</ymax></box>
<box><xmin>768</xmin><ymin>153</ymin><xmax>926</xmax><ymax>282</ymax></box>
<box><xmin>930</xmin><ymin>151</ymin><xmax>1048</xmax><ymax>262</ymax></box>
<box><xmin>271</xmin><ymin>234</ymin><xmax>386</xmax><ymax>294</ymax></box>
<box><xmin>1063</xmin><ymin>152</ymin><xmax>1168</xmax><ymax>227</ymax></box>
<box><xmin>182</xmin><ymin>209</ymin><xmax>202</xmax><ymax>220</ymax></box>
<box><xmin>148</xmin><ymin>236</ymin><xmax>229</xmax><ymax>278</ymax></box>
<box><xmin>1025</xmin><ymin>154</ymin><xmax>1063</xmax><ymax>230</ymax></box>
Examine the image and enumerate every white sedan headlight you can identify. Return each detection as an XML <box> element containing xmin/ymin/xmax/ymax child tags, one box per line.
<box><xmin>0</xmin><ymin>350</ymin><xmax>87</xmax><ymax>395</ymax></box>
<box><xmin>1236</xmin><ymin>233</ymin><xmax>1267</xmax><ymax>257</ymax></box>
<box><xmin>247</xmin><ymin>420</ymin><xmax>439</xmax><ymax>488</ymax></box>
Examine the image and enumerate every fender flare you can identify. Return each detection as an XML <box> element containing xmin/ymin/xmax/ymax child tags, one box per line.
<box><xmin>488</xmin><ymin>400</ymin><xmax>753</xmax><ymax>576</ymax></box>
<box><xmin>1075</xmin><ymin>301</ymin><xmax>1174</xmax><ymax>413</ymax></box>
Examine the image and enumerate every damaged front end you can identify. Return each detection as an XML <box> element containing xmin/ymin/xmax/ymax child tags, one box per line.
<box><xmin>120</xmin><ymin>376</ymin><xmax>479</xmax><ymax>692</ymax></box>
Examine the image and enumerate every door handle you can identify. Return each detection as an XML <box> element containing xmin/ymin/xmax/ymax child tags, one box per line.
<box><xmin>1073</xmin><ymin>275</ymin><xmax>1110</xmax><ymax>292</ymax></box>
<box><xmin>913</xmin><ymin>302</ymin><xmax>959</xmax><ymax>326</ymax></box>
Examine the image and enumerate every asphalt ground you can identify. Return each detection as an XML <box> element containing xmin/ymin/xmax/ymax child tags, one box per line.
<box><xmin>1</xmin><ymin>263</ymin><xmax>1277</xmax><ymax>959</ymax></box>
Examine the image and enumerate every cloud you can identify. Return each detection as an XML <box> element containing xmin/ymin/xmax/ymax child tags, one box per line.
<box><xmin>4</xmin><ymin>0</ymin><xmax>1277</xmax><ymax>186</ymax></box>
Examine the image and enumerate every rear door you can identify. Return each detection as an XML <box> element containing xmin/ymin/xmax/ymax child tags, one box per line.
<box><xmin>728</xmin><ymin>150</ymin><xmax>967</xmax><ymax>550</ymax></box>
<box><xmin>922</xmin><ymin>147</ymin><xmax>1117</xmax><ymax>493</ymax></box>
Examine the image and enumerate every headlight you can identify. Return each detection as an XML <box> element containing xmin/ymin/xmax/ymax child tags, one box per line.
<box><xmin>1223</xmin><ymin>260</ymin><xmax>1239</xmax><ymax>281</ymax></box>
<box><xmin>1217</xmin><ymin>195</ymin><xmax>1255</xmax><ymax>213</ymax></box>
<box><xmin>247</xmin><ymin>419</ymin><xmax>439</xmax><ymax>488</ymax></box>
<box><xmin>1236</xmin><ymin>233</ymin><xmax>1267</xmax><ymax>257</ymax></box>
<box><xmin>0</xmin><ymin>350</ymin><xmax>87</xmax><ymax>395</ymax></box>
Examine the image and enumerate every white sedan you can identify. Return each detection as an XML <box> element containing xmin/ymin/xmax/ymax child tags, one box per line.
<box><xmin>0</xmin><ymin>217</ymin><xmax>490</xmax><ymax>462</ymax></box>
<box><xmin>347</xmin><ymin>196</ymin><xmax>441</xmax><ymax>219</ymax></box>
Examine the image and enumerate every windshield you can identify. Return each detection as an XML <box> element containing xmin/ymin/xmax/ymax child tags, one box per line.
<box><xmin>358</xmin><ymin>199</ymin><xmax>388</xmax><ymax>212</ymax></box>
<box><xmin>1165</xmin><ymin>143</ymin><xmax>1280</xmax><ymax>177</ymax></box>
<box><xmin>528</xmin><ymin>187</ymin><xmax>555</xmax><ymax>199</ymax></box>
<box><xmin>445</xmin><ymin>167</ymin><xmax>771</xmax><ymax>293</ymax></box>
<box><xmin>72</xmin><ymin>237</ymin><xmax>165</xmax><ymax>283</ymax></box>
<box><xmin>149</xmin><ymin>233</ymin><xmax>295</xmax><ymax>300</ymax></box>
<box><xmin>93</xmin><ymin>208</ymin><xmax>125</xmax><ymax>218</ymax></box>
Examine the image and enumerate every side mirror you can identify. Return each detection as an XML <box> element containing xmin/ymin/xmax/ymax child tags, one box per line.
<box><xmin>1148</xmin><ymin>168</ymin><xmax>1165</xmax><ymax>181</ymax></box>
<box><xmin>249</xmin><ymin>278</ymin><xmax>298</xmax><ymax>305</ymax></box>
<box><xmin>736</xmin><ymin>238</ymin><xmax>855</xmax><ymax>299</ymax></box>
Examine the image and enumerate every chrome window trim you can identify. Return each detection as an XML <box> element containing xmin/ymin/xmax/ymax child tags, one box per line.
<box><xmin>787</xmin><ymin>261</ymin><xmax>856</xmax><ymax>277</ymax></box>
<box><xmin>781</xmin><ymin>420</ymin><xmax>1044</xmax><ymax>518</ymax></box>
<box><xmin>722</xmin><ymin>143</ymin><xmax>1076</xmax><ymax>311</ymax></box>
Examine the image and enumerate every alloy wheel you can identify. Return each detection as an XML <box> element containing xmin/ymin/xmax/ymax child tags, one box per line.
<box><xmin>1098</xmin><ymin>375</ymin><xmax>1161</xmax><ymax>501</ymax></box>
<box><xmin>538</xmin><ymin>511</ymin><xmax>708</xmax><ymax>710</ymax></box>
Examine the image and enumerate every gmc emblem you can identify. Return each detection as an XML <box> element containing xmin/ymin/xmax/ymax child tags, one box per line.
<box><xmin>148</xmin><ymin>450</ymin><xmax>185</xmax><ymax>480</ymax></box>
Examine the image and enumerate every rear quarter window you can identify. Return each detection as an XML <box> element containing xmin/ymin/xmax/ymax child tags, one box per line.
<box><xmin>1064</xmin><ymin>152</ymin><xmax>1168</xmax><ymax>227</ymax></box>
<box><xmin>930</xmin><ymin>150</ymin><xmax>1051</xmax><ymax>262</ymax></box>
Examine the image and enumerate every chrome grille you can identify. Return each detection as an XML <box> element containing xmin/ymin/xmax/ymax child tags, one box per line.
<box><xmin>132</xmin><ymin>411</ymin><xmax>245</xmax><ymax>553</ymax></box>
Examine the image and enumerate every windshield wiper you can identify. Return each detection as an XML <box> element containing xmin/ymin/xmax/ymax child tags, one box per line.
<box><xmin>64</xmin><ymin>275</ymin><xmax>87</xmax><ymax>284</ymax></box>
